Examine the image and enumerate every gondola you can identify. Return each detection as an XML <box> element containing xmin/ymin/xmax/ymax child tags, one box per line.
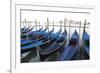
<box><xmin>21</xmin><ymin>26</ymin><xmax>31</xmax><ymax>33</ymax></box>
<box><xmin>21</xmin><ymin>28</ymin><xmax>54</xmax><ymax>46</ymax></box>
<box><xmin>82</xmin><ymin>30</ymin><xmax>90</xmax><ymax>56</ymax></box>
<box><xmin>21</xmin><ymin>27</ymin><xmax>44</xmax><ymax>39</ymax></box>
<box><xmin>39</xmin><ymin>28</ymin><xmax>62</xmax><ymax>50</ymax></box>
<box><xmin>21</xmin><ymin>26</ymin><xmax>34</xmax><ymax>34</ymax></box>
<box><xmin>57</xmin><ymin>30</ymin><xmax>79</xmax><ymax>61</ymax></box>
<box><xmin>39</xmin><ymin>30</ymin><xmax>67</xmax><ymax>61</ymax></box>
<box><xmin>21</xmin><ymin>29</ymin><xmax>61</xmax><ymax>54</ymax></box>
<box><xmin>21</xmin><ymin>27</ymin><xmax>43</xmax><ymax>36</ymax></box>
<box><xmin>21</xmin><ymin>26</ymin><xmax>26</xmax><ymax>31</ymax></box>
<box><xmin>29</xmin><ymin>27</ymin><xmax>48</xmax><ymax>40</ymax></box>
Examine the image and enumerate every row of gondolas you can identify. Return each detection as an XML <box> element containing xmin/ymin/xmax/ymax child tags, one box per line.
<box><xmin>21</xmin><ymin>26</ymin><xmax>89</xmax><ymax>63</ymax></box>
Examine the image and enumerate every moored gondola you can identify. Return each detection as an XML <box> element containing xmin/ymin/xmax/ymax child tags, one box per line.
<box><xmin>39</xmin><ymin>30</ymin><xmax>67</xmax><ymax>61</ymax></box>
<box><xmin>82</xmin><ymin>30</ymin><xmax>90</xmax><ymax>59</ymax></box>
<box><xmin>21</xmin><ymin>27</ymin><xmax>43</xmax><ymax>39</ymax></box>
<box><xmin>39</xmin><ymin>28</ymin><xmax>62</xmax><ymax>50</ymax></box>
<box><xmin>21</xmin><ymin>26</ymin><xmax>26</xmax><ymax>31</ymax></box>
<box><xmin>21</xmin><ymin>26</ymin><xmax>31</xmax><ymax>33</ymax></box>
<box><xmin>57</xmin><ymin>30</ymin><xmax>79</xmax><ymax>61</ymax></box>
<box><xmin>21</xmin><ymin>26</ymin><xmax>34</xmax><ymax>34</ymax></box>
